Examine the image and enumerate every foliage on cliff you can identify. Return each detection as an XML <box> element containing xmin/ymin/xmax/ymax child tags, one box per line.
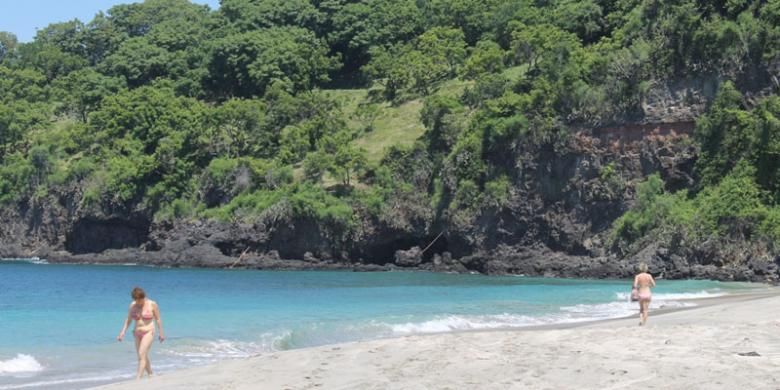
<box><xmin>1</xmin><ymin>0</ymin><xmax>780</xmax><ymax>254</ymax></box>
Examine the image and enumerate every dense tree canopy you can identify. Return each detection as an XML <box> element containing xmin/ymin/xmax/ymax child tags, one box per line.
<box><xmin>1</xmin><ymin>0</ymin><xmax>780</xmax><ymax>250</ymax></box>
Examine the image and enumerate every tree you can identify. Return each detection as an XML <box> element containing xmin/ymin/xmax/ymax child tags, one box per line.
<box><xmin>28</xmin><ymin>145</ymin><xmax>53</xmax><ymax>188</ymax></box>
<box><xmin>107</xmin><ymin>0</ymin><xmax>210</xmax><ymax>38</ymax></box>
<box><xmin>0</xmin><ymin>66</ymin><xmax>51</xmax><ymax>160</ymax></box>
<box><xmin>15</xmin><ymin>41</ymin><xmax>88</xmax><ymax>81</ymax></box>
<box><xmin>53</xmin><ymin>69</ymin><xmax>125</xmax><ymax>121</ymax></box>
<box><xmin>208</xmin><ymin>99</ymin><xmax>269</xmax><ymax>158</ymax></box>
<box><xmin>421</xmin><ymin>95</ymin><xmax>464</xmax><ymax>153</ymax></box>
<box><xmin>330</xmin><ymin>143</ymin><xmax>367</xmax><ymax>186</ymax></box>
<box><xmin>148</xmin><ymin>15</ymin><xmax>209</xmax><ymax>51</ymax></box>
<box><xmin>34</xmin><ymin>20</ymin><xmax>89</xmax><ymax>58</ymax></box>
<box><xmin>0</xmin><ymin>32</ymin><xmax>18</xmax><ymax>62</ymax></box>
<box><xmin>303</xmin><ymin>151</ymin><xmax>332</xmax><ymax>183</ymax></box>
<box><xmin>691</xmin><ymin>17</ymin><xmax>744</xmax><ymax>77</ymax></box>
<box><xmin>697</xmin><ymin>161</ymin><xmax>765</xmax><ymax>236</ymax></box>
<box><xmin>327</xmin><ymin>0</ymin><xmax>424</xmax><ymax>72</ymax></box>
<box><xmin>553</xmin><ymin>0</ymin><xmax>604</xmax><ymax>43</ymax></box>
<box><xmin>364</xmin><ymin>44</ymin><xmax>411</xmax><ymax>100</ymax></box>
<box><xmin>509</xmin><ymin>23</ymin><xmax>580</xmax><ymax>74</ymax></box>
<box><xmin>278</xmin><ymin>125</ymin><xmax>310</xmax><ymax>163</ymax></box>
<box><xmin>422</xmin><ymin>0</ymin><xmax>504</xmax><ymax>45</ymax></box>
<box><xmin>0</xmin><ymin>101</ymin><xmax>51</xmax><ymax>161</ymax></box>
<box><xmin>0</xmin><ymin>66</ymin><xmax>49</xmax><ymax>102</ymax></box>
<box><xmin>416</xmin><ymin>27</ymin><xmax>468</xmax><ymax>77</ymax></box>
<box><xmin>64</xmin><ymin>12</ymin><xmax>125</xmax><ymax>66</ymax></box>
<box><xmin>219</xmin><ymin>0</ymin><xmax>322</xmax><ymax>31</ymax></box>
<box><xmin>87</xmin><ymin>85</ymin><xmax>207</xmax><ymax>159</ymax></box>
<box><xmin>101</xmin><ymin>37</ymin><xmax>172</xmax><ymax>87</ymax></box>
<box><xmin>599</xmin><ymin>40</ymin><xmax>653</xmax><ymax>121</ymax></box>
<box><xmin>461</xmin><ymin>40</ymin><xmax>505</xmax><ymax>79</ymax></box>
<box><xmin>754</xmin><ymin>97</ymin><xmax>780</xmax><ymax>201</ymax></box>
<box><xmin>404</xmin><ymin>49</ymin><xmax>441</xmax><ymax>94</ymax></box>
<box><xmin>314</xmin><ymin>130</ymin><xmax>367</xmax><ymax>187</ymax></box>
<box><xmin>82</xmin><ymin>86</ymin><xmax>208</xmax><ymax>210</ymax></box>
<box><xmin>695</xmin><ymin>82</ymin><xmax>755</xmax><ymax>187</ymax></box>
<box><xmin>352</xmin><ymin>102</ymin><xmax>381</xmax><ymax>132</ymax></box>
<box><xmin>364</xmin><ymin>28</ymin><xmax>464</xmax><ymax>99</ymax></box>
<box><xmin>206</xmin><ymin>27</ymin><xmax>340</xmax><ymax>98</ymax></box>
<box><xmin>462</xmin><ymin>73</ymin><xmax>510</xmax><ymax>108</ymax></box>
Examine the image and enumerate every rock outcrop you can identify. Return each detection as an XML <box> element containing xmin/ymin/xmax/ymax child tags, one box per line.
<box><xmin>1</xmin><ymin>128</ymin><xmax>777</xmax><ymax>282</ymax></box>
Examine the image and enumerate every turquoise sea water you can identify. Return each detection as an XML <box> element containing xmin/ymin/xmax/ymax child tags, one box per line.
<box><xmin>0</xmin><ymin>260</ymin><xmax>769</xmax><ymax>389</ymax></box>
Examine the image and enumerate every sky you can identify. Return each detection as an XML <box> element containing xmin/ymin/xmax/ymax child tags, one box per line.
<box><xmin>0</xmin><ymin>0</ymin><xmax>221</xmax><ymax>42</ymax></box>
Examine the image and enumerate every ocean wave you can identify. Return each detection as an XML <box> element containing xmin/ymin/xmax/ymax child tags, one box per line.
<box><xmin>161</xmin><ymin>336</ymin><xmax>280</xmax><ymax>362</ymax></box>
<box><xmin>0</xmin><ymin>258</ymin><xmax>48</xmax><ymax>265</ymax></box>
<box><xmin>161</xmin><ymin>293</ymin><xmax>712</xmax><ymax>356</ymax></box>
<box><xmin>615</xmin><ymin>290</ymin><xmax>726</xmax><ymax>301</ymax></box>
<box><xmin>390</xmin><ymin>314</ymin><xmax>546</xmax><ymax>334</ymax></box>
<box><xmin>387</xmin><ymin>309</ymin><xmax>634</xmax><ymax>335</ymax></box>
<box><xmin>0</xmin><ymin>373</ymin><xmax>133</xmax><ymax>390</ymax></box>
<box><xmin>0</xmin><ymin>354</ymin><xmax>44</xmax><ymax>375</ymax></box>
<box><xmin>390</xmin><ymin>294</ymin><xmax>706</xmax><ymax>335</ymax></box>
<box><xmin>560</xmin><ymin>299</ymin><xmax>692</xmax><ymax>318</ymax></box>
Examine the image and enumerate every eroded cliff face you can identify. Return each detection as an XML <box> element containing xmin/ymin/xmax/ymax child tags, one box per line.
<box><xmin>3</xmin><ymin>70</ymin><xmax>780</xmax><ymax>284</ymax></box>
<box><xmin>6</xmin><ymin>126</ymin><xmax>775</xmax><ymax>282</ymax></box>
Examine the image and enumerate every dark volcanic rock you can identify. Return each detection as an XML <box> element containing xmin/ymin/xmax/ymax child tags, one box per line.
<box><xmin>2</xmin><ymin>127</ymin><xmax>778</xmax><ymax>282</ymax></box>
<box><xmin>65</xmin><ymin>215</ymin><xmax>150</xmax><ymax>254</ymax></box>
<box><xmin>394</xmin><ymin>246</ymin><xmax>423</xmax><ymax>266</ymax></box>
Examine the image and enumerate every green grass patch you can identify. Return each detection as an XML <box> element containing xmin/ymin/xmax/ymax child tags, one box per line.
<box><xmin>328</xmin><ymin>77</ymin><xmax>473</xmax><ymax>163</ymax></box>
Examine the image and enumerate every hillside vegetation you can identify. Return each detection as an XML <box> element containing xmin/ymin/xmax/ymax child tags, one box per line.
<box><xmin>1</xmin><ymin>0</ymin><xmax>780</xmax><ymax>270</ymax></box>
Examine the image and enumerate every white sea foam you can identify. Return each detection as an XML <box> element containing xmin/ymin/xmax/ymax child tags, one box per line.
<box><xmin>560</xmin><ymin>299</ymin><xmax>692</xmax><ymax>320</ymax></box>
<box><xmin>615</xmin><ymin>290</ymin><xmax>726</xmax><ymax>301</ymax></box>
<box><xmin>390</xmin><ymin>314</ymin><xmax>547</xmax><ymax>334</ymax></box>
<box><xmin>390</xmin><ymin>291</ymin><xmax>715</xmax><ymax>336</ymax></box>
<box><xmin>0</xmin><ymin>258</ymin><xmax>48</xmax><ymax>265</ymax></box>
<box><xmin>162</xmin><ymin>338</ymin><xmax>272</xmax><ymax>361</ymax></box>
<box><xmin>0</xmin><ymin>373</ymin><xmax>133</xmax><ymax>390</ymax></box>
<box><xmin>0</xmin><ymin>355</ymin><xmax>44</xmax><ymax>376</ymax></box>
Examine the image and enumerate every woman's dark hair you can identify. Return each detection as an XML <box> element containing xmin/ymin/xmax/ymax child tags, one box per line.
<box><xmin>131</xmin><ymin>287</ymin><xmax>146</xmax><ymax>300</ymax></box>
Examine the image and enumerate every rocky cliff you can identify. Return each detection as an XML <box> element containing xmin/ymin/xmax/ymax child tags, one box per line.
<box><xmin>4</xmin><ymin>124</ymin><xmax>776</xmax><ymax>282</ymax></box>
<box><xmin>3</xmin><ymin>77</ymin><xmax>779</xmax><ymax>282</ymax></box>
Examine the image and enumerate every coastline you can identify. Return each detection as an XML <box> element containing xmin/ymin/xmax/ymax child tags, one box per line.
<box><xmin>6</xmin><ymin>254</ymin><xmax>779</xmax><ymax>285</ymax></box>
<box><xmin>95</xmin><ymin>290</ymin><xmax>780</xmax><ymax>390</ymax></box>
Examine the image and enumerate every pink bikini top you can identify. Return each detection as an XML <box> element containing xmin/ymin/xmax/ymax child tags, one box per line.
<box><xmin>131</xmin><ymin>302</ymin><xmax>154</xmax><ymax>321</ymax></box>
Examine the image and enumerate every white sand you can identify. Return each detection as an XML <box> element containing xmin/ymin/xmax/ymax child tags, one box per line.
<box><xmin>97</xmin><ymin>293</ymin><xmax>780</xmax><ymax>390</ymax></box>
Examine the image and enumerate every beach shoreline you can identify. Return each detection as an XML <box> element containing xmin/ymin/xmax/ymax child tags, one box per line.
<box><xmin>94</xmin><ymin>289</ymin><xmax>780</xmax><ymax>390</ymax></box>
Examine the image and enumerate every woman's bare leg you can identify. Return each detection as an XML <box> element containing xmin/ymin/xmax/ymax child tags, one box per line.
<box><xmin>144</xmin><ymin>346</ymin><xmax>153</xmax><ymax>377</ymax></box>
<box><xmin>638</xmin><ymin>302</ymin><xmax>644</xmax><ymax>325</ymax></box>
<box><xmin>134</xmin><ymin>333</ymin><xmax>142</xmax><ymax>377</ymax></box>
<box><xmin>136</xmin><ymin>332</ymin><xmax>154</xmax><ymax>379</ymax></box>
<box><xmin>640</xmin><ymin>300</ymin><xmax>649</xmax><ymax>325</ymax></box>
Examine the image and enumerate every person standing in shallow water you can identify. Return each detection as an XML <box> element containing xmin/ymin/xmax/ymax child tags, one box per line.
<box><xmin>117</xmin><ymin>287</ymin><xmax>165</xmax><ymax>379</ymax></box>
<box><xmin>633</xmin><ymin>263</ymin><xmax>656</xmax><ymax>326</ymax></box>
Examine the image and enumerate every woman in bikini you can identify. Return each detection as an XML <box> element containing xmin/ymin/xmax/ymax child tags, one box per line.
<box><xmin>117</xmin><ymin>287</ymin><xmax>165</xmax><ymax>379</ymax></box>
<box><xmin>633</xmin><ymin>263</ymin><xmax>656</xmax><ymax>326</ymax></box>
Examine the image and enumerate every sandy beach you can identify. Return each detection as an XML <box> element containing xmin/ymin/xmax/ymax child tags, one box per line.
<box><xmin>96</xmin><ymin>292</ymin><xmax>780</xmax><ymax>390</ymax></box>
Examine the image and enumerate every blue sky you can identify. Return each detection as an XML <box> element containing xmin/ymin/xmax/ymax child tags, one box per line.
<box><xmin>0</xmin><ymin>0</ymin><xmax>221</xmax><ymax>42</ymax></box>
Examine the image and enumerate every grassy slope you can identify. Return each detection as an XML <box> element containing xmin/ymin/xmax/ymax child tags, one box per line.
<box><xmin>329</xmin><ymin>66</ymin><xmax>527</xmax><ymax>163</ymax></box>
<box><xmin>327</xmin><ymin>78</ymin><xmax>472</xmax><ymax>163</ymax></box>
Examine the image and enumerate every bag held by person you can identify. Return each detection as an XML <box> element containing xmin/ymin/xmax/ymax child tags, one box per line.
<box><xmin>630</xmin><ymin>287</ymin><xmax>639</xmax><ymax>302</ymax></box>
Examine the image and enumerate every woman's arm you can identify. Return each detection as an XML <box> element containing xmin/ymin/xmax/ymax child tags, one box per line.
<box><xmin>650</xmin><ymin>274</ymin><xmax>656</xmax><ymax>287</ymax></box>
<box><xmin>154</xmin><ymin>302</ymin><xmax>165</xmax><ymax>343</ymax></box>
<box><xmin>117</xmin><ymin>306</ymin><xmax>132</xmax><ymax>342</ymax></box>
<box><xmin>632</xmin><ymin>275</ymin><xmax>639</xmax><ymax>289</ymax></box>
